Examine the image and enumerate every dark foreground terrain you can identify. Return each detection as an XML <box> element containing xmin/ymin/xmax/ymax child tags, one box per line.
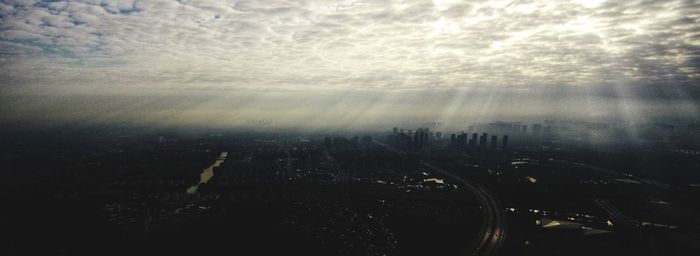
<box><xmin>1</xmin><ymin>122</ymin><xmax>699</xmax><ymax>256</ymax></box>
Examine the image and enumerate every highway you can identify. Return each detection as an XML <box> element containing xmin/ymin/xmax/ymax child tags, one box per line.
<box><xmin>594</xmin><ymin>199</ymin><xmax>639</xmax><ymax>231</ymax></box>
<box><xmin>373</xmin><ymin>141</ymin><xmax>507</xmax><ymax>256</ymax></box>
<box><xmin>420</xmin><ymin>161</ymin><xmax>507</xmax><ymax>256</ymax></box>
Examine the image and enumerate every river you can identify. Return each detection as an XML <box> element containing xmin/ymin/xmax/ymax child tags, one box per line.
<box><xmin>186</xmin><ymin>151</ymin><xmax>228</xmax><ymax>194</ymax></box>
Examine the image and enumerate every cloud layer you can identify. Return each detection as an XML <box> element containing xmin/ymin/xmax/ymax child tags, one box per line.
<box><xmin>1</xmin><ymin>0</ymin><xmax>699</xmax><ymax>90</ymax></box>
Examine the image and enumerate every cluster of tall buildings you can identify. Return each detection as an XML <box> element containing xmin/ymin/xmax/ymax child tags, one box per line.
<box><xmin>464</xmin><ymin>121</ymin><xmax>555</xmax><ymax>137</ymax></box>
<box><xmin>388</xmin><ymin>125</ymin><xmax>510</xmax><ymax>151</ymax></box>
<box><xmin>246</xmin><ymin>119</ymin><xmax>274</xmax><ymax>127</ymax></box>
<box><xmin>450</xmin><ymin>132</ymin><xmax>509</xmax><ymax>151</ymax></box>
<box><xmin>324</xmin><ymin>135</ymin><xmax>373</xmax><ymax>148</ymax></box>
<box><xmin>390</xmin><ymin>127</ymin><xmax>437</xmax><ymax>149</ymax></box>
<box><xmin>467</xmin><ymin>122</ymin><xmax>525</xmax><ymax>135</ymax></box>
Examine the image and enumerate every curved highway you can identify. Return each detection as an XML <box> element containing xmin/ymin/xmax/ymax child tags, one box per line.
<box><xmin>420</xmin><ymin>161</ymin><xmax>507</xmax><ymax>256</ymax></box>
<box><xmin>373</xmin><ymin>141</ymin><xmax>507</xmax><ymax>256</ymax></box>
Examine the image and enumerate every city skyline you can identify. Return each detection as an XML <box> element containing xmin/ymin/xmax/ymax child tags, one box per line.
<box><xmin>2</xmin><ymin>2</ymin><xmax>700</xmax><ymax>255</ymax></box>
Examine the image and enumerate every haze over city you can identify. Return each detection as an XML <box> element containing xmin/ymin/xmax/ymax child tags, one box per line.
<box><xmin>1</xmin><ymin>1</ymin><xmax>700</xmax><ymax>256</ymax></box>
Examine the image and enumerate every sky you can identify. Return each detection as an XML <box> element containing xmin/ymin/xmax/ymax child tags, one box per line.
<box><xmin>1</xmin><ymin>0</ymin><xmax>699</xmax><ymax>128</ymax></box>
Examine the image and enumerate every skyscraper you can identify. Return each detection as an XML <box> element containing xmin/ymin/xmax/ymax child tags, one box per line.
<box><xmin>413</xmin><ymin>129</ymin><xmax>421</xmax><ymax>147</ymax></box>
<box><xmin>491</xmin><ymin>135</ymin><xmax>498</xmax><ymax>149</ymax></box>
<box><xmin>502</xmin><ymin>135</ymin><xmax>509</xmax><ymax>151</ymax></box>
<box><xmin>480</xmin><ymin>133</ymin><xmax>488</xmax><ymax>147</ymax></box>
<box><xmin>533</xmin><ymin>124</ymin><xmax>542</xmax><ymax>135</ymax></box>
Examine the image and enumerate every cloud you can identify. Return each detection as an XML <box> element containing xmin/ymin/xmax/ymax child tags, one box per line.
<box><xmin>1</xmin><ymin>0</ymin><xmax>699</xmax><ymax>91</ymax></box>
<box><xmin>0</xmin><ymin>0</ymin><xmax>698</xmax><ymax>129</ymax></box>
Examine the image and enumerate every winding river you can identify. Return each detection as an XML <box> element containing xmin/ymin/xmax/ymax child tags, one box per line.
<box><xmin>187</xmin><ymin>151</ymin><xmax>228</xmax><ymax>194</ymax></box>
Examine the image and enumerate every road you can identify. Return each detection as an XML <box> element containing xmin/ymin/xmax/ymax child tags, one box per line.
<box><xmin>373</xmin><ymin>141</ymin><xmax>507</xmax><ymax>256</ymax></box>
<box><xmin>594</xmin><ymin>199</ymin><xmax>639</xmax><ymax>231</ymax></box>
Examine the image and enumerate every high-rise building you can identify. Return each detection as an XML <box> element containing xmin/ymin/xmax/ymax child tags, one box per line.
<box><xmin>471</xmin><ymin>133</ymin><xmax>478</xmax><ymax>146</ymax></box>
<box><xmin>502</xmin><ymin>135</ymin><xmax>509</xmax><ymax>151</ymax></box>
<box><xmin>533</xmin><ymin>124</ymin><xmax>542</xmax><ymax>135</ymax></box>
<box><xmin>393</xmin><ymin>127</ymin><xmax>398</xmax><ymax>134</ymax></box>
<box><xmin>480</xmin><ymin>133</ymin><xmax>488</xmax><ymax>147</ymax></box>
<box><xmin>491</xmin><ymin>135</ymin><xmax>498</xmax><ymax>149</ymax></box>
<box><xmin>413</xmin><ymin>129</ymin><xmax>421</xmax><ymax>147</ymax></box>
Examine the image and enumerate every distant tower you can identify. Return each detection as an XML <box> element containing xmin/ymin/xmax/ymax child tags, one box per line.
<box><xmin>491</xmin><ymin>135</ymin><xmax>498</xmax><ymax>149</ymax></box>
<box><xmin>502</xmin><ymin>135</ymin><xmax>509</xmax><ymax>151</ymax></box>
<box><xmin>413</xmin><ymin>129</ymin><xmax>420</xmax><ymax>147</ymax></box>
<box><xmin>480</xmin><ymin>133</ymin><xmax>488</xmax><ymax>147</ymax></box>
<box><xmin>471</xmin><ymin>133</ymin><xmax>478</xmax><ymax>146</ymax></box>
<box><xmin>533</xmin><ymin>124</ymin><xmax>542</xmax><ymax>135</ymax></box>
<box><xmin>393</xmin><ymin>127</ymin><xmax>398</xmax><ymax>134</ymax></box>
<box><xmin>415</xmin><ymin>128</ymin><xmax>425</xmax><ymax>147</ymax></box>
